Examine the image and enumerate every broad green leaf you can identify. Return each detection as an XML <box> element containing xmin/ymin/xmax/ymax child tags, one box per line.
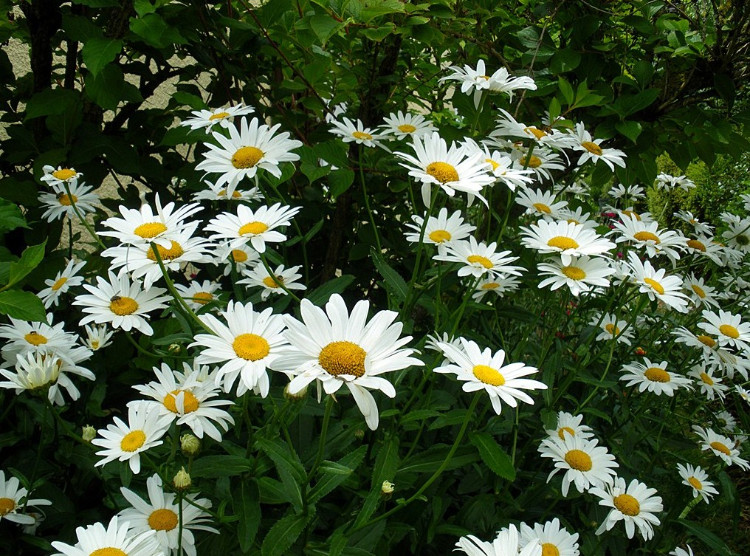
<box><xmin>130</xmin><ymin>13</ymin><xmax>187</xmax><ymax>49</ymax></box>
<box><xmin>370</xmin><ymin>249</ymin><xmax>408</xmax><ymax>302</ymax></box>
<box><xmin>550</xmin><ymin>48</ymin><xmax>581</xmax><ymax>74</ymax></box>
<box><xmin>0</xmin><ymin>199</ymin><xmax>28</xmax><ymax>233</ymax></box>
<box><xmin>558</xmin><ymin>77</ymin><xmax>574</xmax><ymax>106</ymax></box>
<box><xmin>62</xmin><ymin>13</ymin><xmax>105</xmax><ymax>41</ymax></box>
<box><xmin>25</xmin><ymin>89</ymin><xmax>80</xmax><ymax>120</ymax></box>
<box><xmin>0</xmin><ymin>290</ymin><xmax>47</xmax><ymax>322</ymax></box>
<box><xmin>261</xmin><ymin>512</ymin><xmax>309</xmax><ymax>556</ymax></box>
<box><xmin>676</xmin><ymin>519</ymin><xmax>736</xmax><ymax>556</ymax></box>
<box><xmin>85</xmin><ymin>65</ymin><xmax>143</xmax><ymax>111</ymax></box>
<box><xmin>361</xmin><ymin>23</ymin><xmax>395</xmax><ymax>42</ymax></box>
<box><xmin>615</xmin><ymin>120</ymin><xmax>643</xmax><ymax>143</ymax></box>
<box><xmin>305</xmin><ymin>275</ymin><xmax>355</xmax><ymax>306</ymax></box>
<box><xmin>309</xmin><ymin>14</ymin><xmax>344</xmax><ymax>44</ymax></box>
<box><xmin>328</xmin><ymin>168</ymin><xmax>355</xmax><ymax>199</ymax></box>
<box><xmin>469</xmin><ymin>432</ymin><xmax>516</xmax><ymax>481</ymax></box>
<box><xmin>235</xmin><ymin>481</ymin><xmax>261</xmax><ymax>552</ymax></box>
<box><xmin>82</xmin><ymin>38</ymin><xmax>123</xmax><ymax>75</ymax></box>
<box><xmin>191</xmin><ymin>455</ymin><xmax>253</xmax><ymax>478</ymax></box>
<box><xmin>255</xmin><ymin>437</ymin><xmax>306</xmax><ymax>485</ymax></box>
<box><xmin>309</xmin><ymin>445</ymin><xmax>367</xmax><ymax>504</ymax></box>
<box><xmin>7</xmin><ymin>241</ymin><xmax>46</xmax><ymax>289</ymax></box>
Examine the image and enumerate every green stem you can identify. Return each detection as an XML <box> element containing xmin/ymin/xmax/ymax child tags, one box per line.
<box><xmin>309</xmin><ymin>396</ymin><xmax>334</xmax><ymax>481</ymax></box>
<box><xmin>62</xmin><ymin>181</ymin><xmax>106</xmax><ymax>250</ymax></box>
<box><xmin>678</xmin><ymin>495</ymin><xmax>702</xmax><ymax>519</ymax></box>
<box><xmin>358</xmin><ymin>145</ymin><xmax>382</xmax><ymax>253</ymax></box>
<box><xmin>259</xmin><ymin>252</ymin><xmax>302</xmax><ymax>303</ymax></box>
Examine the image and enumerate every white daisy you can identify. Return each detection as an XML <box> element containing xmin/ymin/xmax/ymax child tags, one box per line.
<box><xmin>82</xmin><ymin>324</ymin><xmax>114</xmax><ymax>352</ymax></box>
<box><xmin>706</xmin><ymin>348</ymin><xmax>750</xmax><ymax>381</ymax></box>
<box><xmin>521</xmin><ymin>220</ymin><xmax>615</xmax><ymax>266</ymax></box>
<box><xmin>455</xmin><ymin>524</ymin><xmax>541</xmax><ymax>556</ymax></box>
<box><xmin>692</xmin><ymin>425</ymin><xmax>749</xmax><ymax>469</ymax></box>
<box><xmin>195</xmin><ymin>116</ymin><xmax>302</xmax><ymax>197</ymax></box>
<box><xmin>180</xmin><ymin>103</ymin><xmax>255</xmax><ymax>132</ymax></box>
<box><xmin>683</xmin><ymin>274</ymin><xmax>719</xmax><ymax>308</ymax></box>
<box><xmin>491</xmin><ymin>109</ymin><xmax>573</xmax><ymax>150</ymax></box>
<box><xmin>380</xmin><ymin>111</ymin><xmax>435</xmax><ymax>140</ymax></box>
<box><xmin>555</xmin><ymin>207</ymin><xmax>598</xmax><ymax>230</ymax></box>
<box><xmin>119</xmin><ymin>474</ymin><xmax>217</xmax><ymax>556</ymax></box>
<box><xmin>212</xmin><ymin>241</ymin><xmax>261</xmax><ymax>276</ymax></box>
<box><xmin>619</xmin><ymin>358</ymin><xmax>692</xmax><ymax>396</ymax></box>
<box><xmin>0</xmin><ymin>313</ymin><xmax>79</xmax><ymax>362</ymax></box>
<box><xmin>472</xmin><ymin>275</ymin><xmax>521</xmax><ymax>301</ymax></box>
<box><xmin>722</xmin><ymin>219</ymin><xmax>750</xmax><ymax>253</ymax></box>
<box><xmin>697</xmin><ymin>309</ymin><xmax>750</xmax><ymax>352</ymax></box>
<box><xmin>92</xmin><ymin>401</ymin><xmax>173</xmax><ymax>474</ymax></box>
<box><xmin>39</xmin><ymin>181</ymin><xmax>99</xmax><ymax>222</ymax></box>
<box><xmin>174</xmin><ymin>280</ymin><xmax>222</xmax><ymax>311</ymax></box>
<box><xmin>441</xmin><ymin>58</ymin><xmax>537</xmax><ymax>107</ymax></box>
<box><xmin>480</xmin><ymin>147</ymin><xmax>534</xmax><ymax>191</ymax></box>
<box><xmin>687</xmin><ymin>365</ymin><xmax>728</xmax><ymax>400</ymax></box>
<box><xmin>715</xmin><ymin>409</ymin><xmax>738</xmax><ymax>432</ymax></box>
<box><xmin>433</xmin><ymin>237</ymin><xmax>523</xmax><ymax>278</ymax></box>
<box><xmin>655</xmin><ymin>173</ymin><xmax>696</xmax><ymax>191</ymax></box>
<box><xmin>40</xmin><ymin>165</ymin><xmax>82</xmax><ymax>187</ymax></box>
<box><xmin>404</xmin><ymin>208</ymin><xmax>476</xmax><ymax>246</ymax></box>
<box><xmin>683</xmin><ymin>236</ymin><xmax>724</xmax><ymax>265</ymax></box>
<box><xmin>0</xmin><ymin>351</ymin><xmax>94</xmax><ymax>406</ymax></box>
<box><xmin>329</xmin><ymin>117</ymin><xmax>385</xmax><ymax>148</ymax></box>
<box><xmin>50</xmin><ymin>515</ymin><xmax>162</xmax><ymax>556</ymax></box>
<box><xmin>192</xmin><ymin>179</ymin><xmax>263</xmax><ymax>203</ymax></box>
<box><xmin>675</xmin><ymin>210</ymin><xmax>713</xmax><ymax>236</ymax></box>
<box><xmin>519</xmin><ymin>518</ymin><xmax>580</xmax><ymax>556</ymax></box>
<box><xmin>510</xmin><ymin>147</ymin><xmax>566</xmax><ymax>182</ymax></box>
<box><xmin>38</xmin><ymin>259</ymin><xmax>86</xmax><ymax>308</ymax></box>
<box><xmin>569</xmin><ymin>123</ymin><xmax>626</xmax><ymax>171</ymax></box>
<box><xmin>609</xmin><ymin>183</ymin><xmax>645</xmax><ymax>201</ymax></box>
<box><xmin>434</xmin><ymin>337</ymin><xmax>546</xmax><ymax>415</ymax></box>
<box><xmin>625</xmin><ymin>252</ymin><xmax>690</xmax><ymax>312</ymax></box>
<box><xmin>672</xmin><ymin>326</ymin><xmax>718</xmax><ymax>355</ymax></box>
<box><xmin>191</xmin><ymin>301</ymin><xmax>288</xmax><ymax>396</ymax></box>
<box><xmin>545</xmin><ymin>411</ymin><xmax>594</xmax><ymax>441</ymax></box>
<box><xmin>537</xmin><ymin>256</ymin><xmax>614</xmax><ymax>296</ymax></box>
<box><xmin>669</xmin><ymin>546</ymin><xmax>694</xmax><ymax>556</ymax></box>
<box><xmin>238</xmin><ymin>263</ymin><xmax>306</xmax><ymax>300</ymax></box>
<box><xmin>676</xmin><ymin>463</ymin><xmax>718</xmax><ymax>503</ymax></box>
<box><xmin>611</xmin><ymin>216</ymin><xmax>685</xmax><ymax>261</ymax></box>
<box><xmin>736</xmin><ymin>385</ymin><xmax>750</xmax><ymax>405</ymax></box>
<box><xmin>273</xmin><ymin>294</ymin><xmax>423</xmax><ymax>430</ymax></box>
<box><xmin>591</xmin><ymin>313</ymin><xmax>633</xmax><ymax>345</ymax></box>
<box><xmin>0</xmin><ymin>469</ymin><xmax>51</xmax><ymax>525</ymax></box>
<box><xmin>205</xmin><ymin>202</ymin><xmax>301</xmax><ymax>252</ymax></box>
<box><xmin>515</xmin><ymin>187</ymin><xmax>568</xmax><ymax>218</ymax></box>
<box><xmin>592</xmin><ymin>477</ymin><xmax>663</xmax><ymax>540</ymax></box>
<box><xmin>538</xmin><ymin>435</ymin><xmax>618</xmax><ymax>496</ymax></box>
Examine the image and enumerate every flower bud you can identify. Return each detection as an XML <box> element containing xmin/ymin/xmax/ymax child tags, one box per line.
<box><xmin>173</xmin><ymin>467</ymin><xmax>191</xmax><ymax>490</ymax></box>
<box><xmin>284</xmin><ymin>383</ymin><xmax>307</xmax><ymax>401</ymax></box>
<box><xmin>381</xmin><ymin>480</ymin><xmax>395</xmax><ymax>500</ymax></box>
<box><xmin>354</xmin><ymin>429</ymin><xmax>365</xmax><ymax>440</ymax></box>
<box><xmin>180</xmin><ymin>434</ymin><xmax>201</xmax><ymax>456</ymax></box>
<box><xmin>168</xmin><ymin>343</ymin><xmax>182</xmax><ymax>354</ymax></box>
<box><xmin>82</xmin><ymin>425</ymin><xmax>96</xmax><ymax>443</ymax></box>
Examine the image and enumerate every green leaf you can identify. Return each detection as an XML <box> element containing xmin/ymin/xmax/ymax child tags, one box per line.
<box><xmin>400</xmin><ymin>445</ymin><xmax>479</xmax><ymax>474</ymax></box>
<box><xmin>615</xmin><ymin>120</ymin><xmax>643</xmax><ymax>143</ymax></box>
<box><xmin>305</xmin><ymin>275</ymin><xmax>355</xmax><ymax>306</ymax></box>
<box><xmin>616</xmin><ymin>89</ymin><xmax>659</xmax><ymax>117</ymax></box>
<box><xmin>0</xmin><ymin>291</ymin><xmax>47</xmax><ymax>322</ymax></box>
<box><xmin>62</xmin><ymin>13</ymin><xmax>105</xmax><ymax>41</ymax></box>
<box><xmin>129</xmin><ymin>13</ymin><xmax>187</xmax><ymax>49</ymax></box>
<box><xmin>676</xmin><ymin>519</ymin><xmax>736</xmax><ymax>555</ymax></box>
<box><xmin>361</xmin><ymin>23</ymin><xmax>395</xmax><ymax>42</ymax></box>
<box><xmin>191</xmin><ymin>455</ymin><xmax>253</xmax><ymax>478</ymax></box>
<box><xmin>0</xmin><ymin>199</ymin><xmax>28</xmax><ymax>233</ymax></box>
<box><xmin>329</xmin><ymin>168</ymin><xmax>355</xmax><ymax>199</ymax></box>
<box><xmin>82</xmin><ymin>38</ymin><xmax>123</xmax><ymax>76</ymax></box>
<box><xmin>255</xmin><ymin>437</ymin><xmax>306</xmax><ymax>484</ymax></box>
<box><xmin>7</xmin><ymin>241</ymin><xmax>46</xmax><ymax>289</ymax></box>
<box><xmin>309</xmin><ymin>445</ymin><xmax>367</xmax><ymax>504</ymax></box>
<box><xmin>85</xmin><ymin>65</ymin><xmax>143</xmax><ymax>111</ymax></box>
<box><xmin>353</xmin><ymin>436</ymin><xmax>399</xmax><ymax>528</ymax></box>
<box><xmin>309</xmin><ymin>14</ymin><xmax>344</xmax><ymax>44</ymax></box>
<box><xmin>25</xmin><ymin>89</ymin><xmax>80</xmax><ymax>120</ymax></box>
<box><xmin>370</xmin><ymin>249</ymin><xmax>408</xmax><ymax>302</ymax></box>
<box><xmin>714</xmin><ymin>73</ymin><xmax>735</xmax><ymax>108</ymax></box>
<box><xmin>261</xmin><ymin>513</ymin><xmax>309</xmax><ymax>556</ymax></box>
<box><xmin>548</xmin><ymin>97</ymin><xmax>561</xmax><ymax>123</ymax></box>
<box><xmin>469</xmin><ymin>432</ymin><xmax>516</xmax><ymax>481</ymax></box>
<box><xmin>235</xmin><ymin>481</ymin><xmax>261</xmax><ymax>552</ymax></box>
<box><xmin>550</xmin><ymin>48</ymin><xmax>581</xmax><ymax>74</ymax></box>
<box><xmin>558</xmin><ymin>77</ymin><xmax>574</xmax><ymax>106</ymax></box>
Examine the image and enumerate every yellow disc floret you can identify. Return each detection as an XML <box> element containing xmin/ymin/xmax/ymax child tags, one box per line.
<box><xmin>613</xmin><ymin>493</ymin><xmax>640</xmax><ymax>516</ymax></box>
<box><xmin>232</xmin><ymin>333</ymin><xmax>270</xmax><ymax>361</ymax></box>
<box><xmin>318</xmin><ymin>341</ymin><xmax>367</xmax><ymax>378</ymax></box>
<box><xmin>547</xmin><ymin>236</ymin><xmax>579</xmax><ymax>250</ymax></box>
<box><xmin>644</xmin><ymin>367</ymin><xmax>670</xmax><ymax>383</ymax></box>
<box><xmin>239</xmin><ymin>221</ymin><xmax>269</xmax><ymax>236</ymax></box>
<box><xmin>148</xmin><ymin>508</ymin><xmax>179</xmax><ymax>531</ymax></box>
<box><xmin>109</xmin><ymin>296</ymin><xmax>139</xmax><ymax>316</ymax></box>
<box><xmin>147</xmin><ymin>241</ymin><xmax>184</xmax><ymax>262</ymax></box>
<box><xmin>134</xmin><ymin>222</ymin><xmax>167</xmax><ymax>238</ymax></box>
<box><xmin>472</xmin><ymin>364</ymin><xmax>505</xmax><ymax>386</ymax></box>
<box><xmin>232</xmin><ymin>146</ymin><xmax>264</xmax><ymax>169</ymax></box>
<box><xmin>581</xmin><ymin>141</ymin><xmax>603</xmax><ymax>156</ymax></box>
<box><xmin>467</xmin><ymin>254</ymin><xmax>493</xmax><ymax>269</ymax></box>
<box><xmin>564</xmin><ymin>449</ymin><xmax>593</xmax><ymax>471</ymax></box>
<box><xmin>120</xmin><ymin>430</ymin><xmax>146</xmax><ymax>452</ymax></box>
<box><xmin>163</xmin><ymin>390</ymin><xmax>200</xmax><ymax>414</ymax></box>
<box><xmin>426</xmin><ymin>162</ymin><xmax>459</xmax><ymax>184</ymax></box>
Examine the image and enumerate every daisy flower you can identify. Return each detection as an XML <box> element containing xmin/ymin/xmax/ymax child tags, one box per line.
<box><xmin>92</xmin><ymin>401</ymin><xmax>173</xmax><ymax>474</ymax></box>
<box><xmin>329</xmin><ymin>117</ymin><xmax>385</xmax><ymax>148</ymax></box>
<box><xmin>195</xmin><ymin>116</ymin><xmax>302</xmax><ymax>197</ymax></box>
<box><xmin>0</xmin><ymin>469</ymin><xmax>51</xmax><ymax>525</ymax></box>
<box><xmin>192</xmin><ymin>179</ymin><xmax>263</xmax><ymax>203</ymax></box>
<box><xmin>191</xmin><ymin>301</ymin><xmax>288</xmax><ymax>396</ymax></box>
<box><xmin>619</xmin><ymin>358</ymin><xmax>691</xmax><ymax>396</ymax></box>
<box><xmin>404</xmin><ymin>208</ymin><xmax>476</xmax><ymax>246</ymax></box>
<box><xmin>50</xmin><ymin>515</ymin><xmax>162</xmax><ymax>556</ymax></box>
<box><xmin>611</xmin><ymin>216</ymin><xmax>685</xmax><ymax>261</ymax></box>
<box><xmin>510</xmin><ymin>147</ymin><xmax>566</xmax><ymax>182</ymax></box>
<box><xmin>380</xmin><ymin>111</ymin><xmax>435</xmax><ymax>140</ymax></box>
<box><xmin>433</xmin><ymin>237</ymin><xmax>523</xmax><ymax>278</ymax></box>
<box><xmin>545</xmin><ymin>411</ymin><xmax>594</xmax><ymax>441</ymax></box>
<box><xmin>555</xmin><ymin>207</ymin><xmax>598</xmax><ymax>230</ymax></box>
<box><xmin>592</xmin><ymin>477</ymin><xmax>662</xmax><ymax>540</ymax></box>
<box><xmin>521</xmin><ymin>220</ymin><xmax>615</xmax><ymax>266</ymax></box>
<box><xmin>569</xmin><ymin>123</ymin><xmax>626</xmax><ymax>171</ymax></box>
<box><xmin>655</xmin><ymin>173</ymin><xmax>696</xmax><ymax>191</ymax></box>
<box><xmin>119</xmin><ymin>474</ymin><xmax>217</xmax><ymax>556</ymax></box>
<box><xmin>591</xmin><ymin>313</ymin><xmax>633</xmax><ymax>345</ymax></box>
<box><xmin>683</xmin><ymin>236</ymin><xmax>724</xmax><ymax>265</ymax></box>
<box><xmin>39</xmin><ymin>181</ymin><xmax>99</xmax><ymax>222</ymax></box>
<box><xmin>132</xmin><ymin>363</ymin><xmax>234</xmax><ymax>442</ymax></box>
<box><xmin>676</xmin><ymin>463</ymin><xmax>718</xmax><ymax>503</ymax></box>
<box><xmin>609</xmin><ymin>183</ymin><xmax>645</xmax><ymax>201</ymax></box>
<box><xmin>625</xmin><ymin>252</ymin><xmax>690</xmax><ymax>313</ymax></box>
<box><xmin>180</xmin><ymin>103</ymin><xmax>255</xmax><ymax>132</ymax></box>
<box><xmin>688</xmin><ymin>365</ymin><xmax>728</xmax><ymax>400</ymax></box>
<box><xmin>736</xmin><ymin>385</ymin><xmax>750</xmax><ymax>405</ymax></box>
<box><xmin>515</xmin><ymin>187</ymin><xmax>568</xmax><ymax>218</ymax></box>
<box><xmin>670</xmin><ymin>546</ymin><xmax>694</xmax><ymax>556</ymax></box>
<box><xmin>675</xmin><ymin>210</ymin><xmax>713</xmax><ymax>236</ymax></box>
<box><xmin>273</xmin><ymin>294</ymin><xmax>423</xmax><ymax>431</ymax></box>
<box><xmin>74</xmin><ymin>272</ymin><xmax>171</xmax><ymax>336</ymax></box>
<box><xmin>38</xmin><ymin>259</ymin><xmax>86</xmax><ymax>308</ymax></box>
<box><xmin>212</xmin><ymin>242</ymin><xmax>261</xmax><ymax>276</ymax></box>
<box><xmin>537</xmin><ymin>256</ymin><xmax>614</xmax><ymax>296</ymax></box>
<box><xmin>697</xmin><ymin>309</ymin><xmax>750</xmax><ymax>352</ymax></box>
<box><xmin>434</xmin><ymin>337</ymin><xmax>546</xmax><ymax>415</ymax></box>
<box><xmin>715</xmin><ymin>409</ymin><xmax>737</xmax><ymax>432</ymax></box>
<box><xmin>441</xmin><ymin>58</ymin><xmax>537</xmax><ymax>107</ymax></box>
<box><xmin>82</xmin><ymin>324</ymin><xmax>114</xmax><ymax>352</ymax></box>
<box><xmin>692</xmin><ymin>425</ymin><xmax>749</xmax><ymax>469</ymax></box>
<box><xmin>99</xmin><ymin>194</ymin><xmax>203</xmax><ymax>248</ymax></box>
<box><xmin>538</xmin><ymin>435</ymin><xmax>618</xmax><ymax>496</ymax></box>
<box><xmin>672</xmin><ymin>326</ymin><xmax>718</xmax><ymax>355</ymax></box>
<box><xmin>722</xmin><ymin>219</ymin><xmax>750</xmax><ymax>253</ymax></box>
<box><xmin>174</xmin><ymin>280</ymin><xmax>222</xmax><ymax>311</ymax></box>
<box><xmin>519</xmin><ymin>518</ymin><xmax>580</xmax><ymax>556</ymax></box>
<box><xmin>683</xmin><ymin>274</ymin><xmax>719</xmax><ymax>308</ymax></box>
<box><xmin>238</xmin><ymin>263</ymin><xmax>306</xmax><ymax>300</ymax></box>
<box><xmin>205</xmin><ymin>202</ymin><xmax>301</xmax><ymax>252</ymax></box>
<box><xmin>707</xmin><ymin>348</ymin><xmax>750</xmax><ymax>380</ymax></box>
<box><xmin>479</xmin><ymin>147</ymin><xmax>534</xmax><ymax>191</ymax></box>
<box><xmin>472</xmin><ymin>275</ymin><xmax>521</xmax><ymax>301</ymax></box>
<box><xmin>455</xmin><ymin>524</ymin><xmax>540</xmax><ymax>556</ymax></box>
<box><xmin>0</xmin><ymin>313</ymin><xmax>78</xmax><ymax>361</ymax></box>
<box><xmin>491</xmin><ymin>109</ymin><xmax>573</xmax><ymax>150</ymax></box>
<box><xmin>0</xmin><ymin>351</ymin><xmax>94</xmax><ymax>406</ymax></box>
<box><xmin>395</xmin><ymin>132</ymin><xmax>494</xmax><ymax>207</ymax></box>
<box><xmin>40</xmin><ymin>164</ymin><xmax>82</xmax><ymax>186</ymax></box>
<box><xmin>613</xmin><ymin>206</ymin><xmax>653</xmax><ymax>224</ymax></box>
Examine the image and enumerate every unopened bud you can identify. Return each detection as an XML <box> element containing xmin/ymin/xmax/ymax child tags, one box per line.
<box><xmin>284</xmin><ymin>383</ymin><xmax>307</xmax><ymax>401</ymax></box>
<box><xmin>173</xmin><ymin>467</ymin><xmax>191</xmax><ymax>490</ymax></box>
<box><xmin>82</xmin><ymin>425</ymin><xmax>96</xmax><ymax>443</ymax></box>
<box><xmin>381</xmin><ymin>480</ymin><xmax>395</xmax><ymax>499</ymax></box>
<box><xmin>180</xmin><ymin>434</ymin><xmax>201</xmax><ymax>456</ymax></box>
<box><xmin>354</xmin><ymin>429</ymin><xmax>365</xmax><ymax>440</ymax></box>
<box><xmin>168</xmin><ymin>343</ymin><xmax>182</xmax><ymax>354</ymax></box>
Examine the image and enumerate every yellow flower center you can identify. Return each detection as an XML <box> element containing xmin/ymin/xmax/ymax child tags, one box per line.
<box><xmin>238</xmin><ymin>221</ymin><xmax>269</xmax><ymax>236</ymax></box>
<box><xmin>633</xmin><ymin>231</ymin><xmax>661</xmax><ymax>244</ymax></box>
<box><xmin>209</xmin><ymin>111</ymin><xmax>230</xmax><ymax>121</ymax></box>
<box><xmin>520</xmin><ymin>155</ymin><xmax>542</xmax><ymax>168</ymax></box>
<box><xmin>613</xmin><ymin>493</ymin><xmax>640</xmax><ymax>516</ymax></box>
<box><xmin>524</xmin><ymin>127</ymin><xmax>548</xmax><ymax>140</ymax></box>
<box><xmin>564</xmin><ymin>449</ymin><xmax>593</xmax><ymax>471</ymax></box>
<box><xmin>52</xmin><ymin>168</ymin><xmax>77</xmax><ymax>180</ymax></box>
<box><xmin>109</xmin><ymin>296</ymin><xmax>139</xmax><ymax>315</ymax></box>
<box><xmin>541</xmin><ymin>544</ymin><xmax>560</xmax><ymax>556</ymax></box>
<box><xmin>485</xmin><ymin>158</ymin><xmax>500</xmax><ymax>170</ymax></box>
<box><xmin>218</xmin><ymin>189</ymin><xmax>243</xmax><ymax>199</ymax></box>
<box><xmin>262</xmin><ymin>275</ymin><xmax>284</xmax><ymax>289</ymax></box>
<box><xmin>428</xmin><ymin>229</ymin><xmax>452</xmax><ymax>243</ymax></box>
<box><xmin>644</xmin><ymin>277</ymin><xmax>664</xmax><ymax>295</ymax></box>
<box><xmin>533</xmin><ymin>202</ymin><xmax>552</xmax><ymax>214</ymax></box>
<box><xmin>472</xmin><ymin>364</ymin><xmax>505</xmax><ymax>386</ymax></box>
<box><xmin>710</xmin><ymin>441</ymin><xmax>731</xmax><ymax>455</ymax></box>
<box><xmin>644</xmin><ymin>366</ymin><xmax>670</xmax><ymax>382</ymax></box>
<box><xmin>134</xmin><ymin>222</ymin><xmax>167</xmax><ymax>238</ymax></box>
<box><xmin>561</xmin><ymin>266</ymin><xmax>586</xmax><ymax>280</ymax></box>
<box><xmin>687</xmin><ymin>239</ymin><xmax>706</xmax><ymax>252</ymax></box>
<box><xmin>51</xmin><ymin>277</ymin><xmax>68</xmax><ymax>291</ymax></box>
<box><xmin>231</xmin><ymin>249</ymin><xmax>248</xmax><ymax>262</ymax></box>
<box><xmin>622</xmin><ymin>210</ymin><xmax>641</xmax><ymax>221</ymax></box>
<box><xmin>146</xmin><ymin>241</ymin><xmax>184</xmax><ymax>262</ymax></box>
<box><xmin>0</xmin><ymin>497</ymin><xmax>15</xmax><ymax>516</ymax></box>
<box><xmin>581</xmin><ymin>141</ymin><xmax>603</xmax><ymax>155</ymax></box>
<box><xmin>691</xmin><ymin>285</ymin><xmax>706</xmax><ymax>298</ymax></box>
<box><xmin>557</xmin><ymin>426</ymin><xmax>575</xmax><ymax>440</ymax></box>
<box><xmin>397</xmin><ymin>124</ymin><xmax>416</xmax><ymax>134</ymax></box>
<box><xmin>699</xmin><ymin>372</ymin><xmax>714</xmax><ymax>386</ymax></box>
<box><xmin>163</xmin><ymin>390</ymin><xmax>200</xmax><ymax>414</ymax></box>
<box><xmin>719</xmin><ymin>324</ymin><xmax>740</xmax><ymax>339</ymax></box>
<box><xmin>697</xmin><ymin>335</ymin><xmax>716</xmax><ymax>348</ymax></box>
<box><xmin>120</xmin><ymin>429</ymin><xmax>146</xmax><ymax>452</ymax></box>
<box><xmin>91</xmin><ymin>340</ymin><xmax>100</xmax><ymax>350</ymax></box>
<box><xmin>352</xmin><ymin>131</ymin><xmax>373</xmax><ymax>141</ymax></box>
<box><xmin>426</xmin><ymin>162</ymin><xmax>459</xmax><ymax>184</ymax></box>
<box><xmin>193</xmin><ymin>292</ymin><xmax>213</xmax><ymax>305</ymax></box>
<box><xmin>318</xmin><ymin>341</ymin><xmax>367</xmax><ymax>378</ymax></box>
<box><xmin>58</xmin><ymin>194</ymin><xmax>77</xmax><ymax>206</ymax></box>
<box><xmin>24</xmin><ymin>331</ymin><xmax>48</xmax><ymax>346</ymax></box>
<box><xmin>481</xmin><ymin>282</ymin><xmax>500</xmax><ymax>290</ymax></box>
<box><xmin>232</xmin><ymin>146</ymin><xmax>264</xmax><ymax>169</ymax></box>
<box><xmin>90</xmin><ymin>549</ymin><xmax>127</xmax><ymax>556</ymax></box>
<box><xmin>567</xmin><ymin>218</ymin><xmax>580</xmax><ymax>225</ymax></box>
<box><xmin>148</xmin><ymin>508</ymin><xmax>179</xmax><ymax>531</ymax></box>
<box><xmin>688</xmin><ymin>476</ymin><xmax>703</xmax><ymax>490</ymax></box>
<box><xmin>547</xmin><ymin>236</ymin><xmax>579</xmax><ymax>250</ymax></box>
<box><xmin>604</xmin><ymin>323</ymin><xmax>620</xmax><ymax>336</ymax></box>
<box><xmin>467</xmin><ymin>254</ymin><xmax>493</xmax><ymax>269</ymax></box>
<box><xmin>232</xmin><ymin>333</ymin><xmax>270</xmax><ymax>361</ymax></box>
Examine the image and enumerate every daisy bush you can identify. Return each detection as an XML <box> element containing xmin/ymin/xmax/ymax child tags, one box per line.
<box><xmin>1</xmin><ymin>1</ymin><xmax>750</xmax><ymax>555</ymax></box>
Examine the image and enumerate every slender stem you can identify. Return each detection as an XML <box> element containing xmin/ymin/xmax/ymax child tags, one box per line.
<box><xmin>62</xmin><ymin>182</ymin><xmax>106</xmax><ymax>249</ymax></box>
<box><xmin>309</xmin><ymin>396</ymin><xmax>334</xmax><ymax>480</ymax></box>
<box><xmin>259</xmin><ymin>252</ymin><xmax>302</xmax><ymax>303</ymax></box>
<box><xmin>678</xmin><ymin>495</ymin><xmax>702</xmax><ymax>519</ymax></box>
<box><xmin>399</xmin><ymin>193</ymin><xmax>439</xmax><ymax>319</ymax></box>
<box><xmin>358</xmin><ymin>145</ymin><xmax>382</xmax><ymax>253</ymax></box>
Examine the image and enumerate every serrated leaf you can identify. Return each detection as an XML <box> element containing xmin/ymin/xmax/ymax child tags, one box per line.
<box><xmin>82</xmin><ymin>38</ymin><xmax>123</xmax><ymax>75</ymax></box>
<box><xmin>235</xmin><ymin>481</ymin><xmax>261</xmax><ymax>552</ymax></box>
<box><xmin>353</xmin><ymin>436</ymin><xmax>399</xmax><ymax>528</ymax></box>
<box><xmin>255</xmin><ymin>437</ymin><xmax>306</xmax><ymax>485</ymax></box>
<box><xmin>305</xmin><ymin>275</ymin><xmax>355</xmax><ymax>306</ymax></box>
<box><xmin>261</xmin><ymin>513</ymin><xmax>309</xmax><ymax>556</ymax></box>
<box><xmin>0</xmin><ymin>291</ymin><xmax>47</xmax><ymax>322</ymax></box>
<box><xmin>469</xmin><ymin>432</ymin><xmax>516</xmax><ymax>481</ymax></box>
<box><xmin>370</xmin><ymin>249</ymin><xmax>408</xmax><ymax>302</ymax></box>
<box><xmin>309</xmin><ymin>445</ymin><xmax>367</xmax><ymax>504</ymax></box>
